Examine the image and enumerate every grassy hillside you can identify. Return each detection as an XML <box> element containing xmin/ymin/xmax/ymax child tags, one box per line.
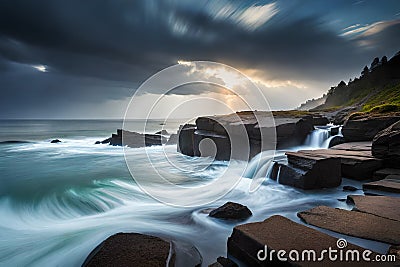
<box><xmin>315</xmin><ymin>52</ymin><xmax>400</xmax><ymax>115</ymax></box>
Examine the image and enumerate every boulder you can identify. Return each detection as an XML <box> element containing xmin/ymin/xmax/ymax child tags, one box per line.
<box><xmin>347</xmin><ymin>195</ymin><xmax>400</xmax><ymax>221</ymax></box>
<box><xmin>228</xmin><ymin>215</ymin><xmax>380</xmax><ymax>266</ymax></box>
<box><xmin>82</xmin><ymin>233</ymin><xmax>174</xmax><ymax>267</ymax></box>
<box><xmin>372</xmin><ymin>120</ymin><xmax>400</xmax><ymax>166</ymax></box>
<box><xmin>270</xmin><ymin>151</ymin><xmax>341</xmax><ymax>189</ymax></box>
<box><xmin>342</xmin><ymin>115</ymin><xmax>400</xmax><ymax>142</ymax></box>
<box><xmin>209</xmin><ymin>202</ymin><xmax>252</xmax><ymax>220</ymax></box>
<box><xmin>328</xmin><ymin>136</ymin><xmax>345</xmax><ymax>148</ymax></box>
<box><xmin>50</xmin><ymin>139</ymin><xmax>61</xmax><ymax>143</ymax></box>
<box><xmin>298</xmin><ymin>206</ymin><xmax>400</xmax><ymax>244</ymax></box>
<box><xmin>363</xmin><ymin>175</ymin><xmax>400</xmax><ymax>194</ymax></box>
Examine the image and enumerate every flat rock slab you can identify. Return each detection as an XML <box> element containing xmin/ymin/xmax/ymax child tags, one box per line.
<box><xmin>298</xmin><ymin>206</ymin><xmax>400</xmax><ymax>245</ymax></box>
<box><xmin>348</xmin><ymin>195</ymin><xmax>400</xmax><ymax>221</ymax></box>
<box><xmin>228</xmin><ymin>215</ymin><xmax>384</xmax><ymax>266</ymax></box>
<box><xmin>291</xmin><ymin>144</ymin><xmax>383</xmax><ymax>180</ymax></box>
<box><xmin>331</xmin><ymin>142</ymin><xmax>372</xmax><ymax>151</ymax></box>
<box><xmin>82</xmin><ymin>233</ymin><xmax>173</xmax><ymax>267</ymax></box>
<box><xmin>363</xmin><ymin>175</ymin><xmax>400</xmax><ymax>194</ymax></box>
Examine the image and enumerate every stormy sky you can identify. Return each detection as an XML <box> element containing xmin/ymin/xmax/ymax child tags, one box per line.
<box><xmin>1</xmin><ymin>0</ymin><xmax>400</xmax><ymax>119</ymax></box>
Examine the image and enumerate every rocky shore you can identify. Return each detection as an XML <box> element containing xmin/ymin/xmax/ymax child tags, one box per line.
<box><xmin>84</xmin><ymin>111</ymin><xmax>400</xmax><ymax>266</ymax></box>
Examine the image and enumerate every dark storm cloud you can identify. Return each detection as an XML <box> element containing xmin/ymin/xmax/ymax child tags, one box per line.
<box><xmin>0</xmin><ymin>0</ymin><xmax>399</xmax><ymax>117</ymax></box>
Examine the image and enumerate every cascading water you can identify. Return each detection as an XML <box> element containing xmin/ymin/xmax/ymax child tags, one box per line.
<box><xmin>246</xmin><ymin>124</ymin><xmax>343</xmax><ymax>179</ymax></box>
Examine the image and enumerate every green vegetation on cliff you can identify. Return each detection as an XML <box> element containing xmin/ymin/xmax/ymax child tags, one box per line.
<box><xmin>315</xmin><ymin>52</ymin><xmax>400</xmax><ymax>114</ymax></box>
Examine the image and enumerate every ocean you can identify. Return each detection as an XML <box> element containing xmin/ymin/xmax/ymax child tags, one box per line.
<box><xmin>0</xmin><ymin>120</ymin><xmax>388</xmax><ymax>266</ymax></box>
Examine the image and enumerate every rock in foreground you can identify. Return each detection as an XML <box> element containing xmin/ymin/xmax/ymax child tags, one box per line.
<box><xmin>82</xmin><ymin>233</ymin><xmax>173</xmax><ymax>267</ymax></box>
<box><xmin>209</xmin><ymin>202</ymin><xmax>252</xmax><ymax>220</ymax></box>
<box><xmin>228</xmin><ymin>215</ymin><xmax>378</xmax><ymax>266</ymax></box>
<box><xmin>298</xmin><ymin>206</ymin><xmax>400</xmax><ymax>244</ymax></box>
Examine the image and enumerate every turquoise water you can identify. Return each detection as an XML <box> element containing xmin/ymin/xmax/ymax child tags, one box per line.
<box><xmin>0</xmin><ymin>120</ymin><xmax>385</xmax><ymax>266</ymax></box>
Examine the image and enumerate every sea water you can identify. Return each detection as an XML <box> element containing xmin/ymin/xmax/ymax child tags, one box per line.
<box><xmin>0</xmin><ymin>120</ymin><xmax>388</xmax><ymax>266</ymax></box>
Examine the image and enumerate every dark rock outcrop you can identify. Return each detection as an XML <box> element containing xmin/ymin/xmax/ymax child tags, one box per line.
<box><xmin>178</xmin><ymin>124</ymin><xmax>196</xmax><ymax>156</ymax></box>
<box><xmin>342</xmin><ymin>115</ymin><xmax>400</xmax><ymax>142</ymax></box>
<box><xmin>109</xmin><ymin>129</ymin><xmax>166</xmax><ymax>148</ymax></box>
<box><xmin>209</xmin><ymin>202</ymin><xmax>252</xmax><ymax>220</ymax></box>
<box><xmin>82</xmin><ymin>233</ymin><xmax>174</xmax><ymax>267</ymax></box>
<box><xmin>330</xmin><ymin>126</ymin><xmax>340</xmax><ymax>136</ymax></box>
<box><xmin>95</xmin><ymin>137</ymin><xmax>111</xmax><ymax>144</ymax></box>
<box><xmin>178</xmin><ymin>111</ymin><xmax>318</xmax><ymax>160</ymax></box>
<box><xmin>372</xmin><ymin>120</ymin><xmax>400</xmax><ymax>166</ymax></box>
<box><xmin>228</xmin><ymin>215</ymin><xmax>379</xmax><ymax>266</ymax></box>
<box><xmin>270</xmin><ymin>151</ymin><xmax>341</xmax><ymax>189</ymax></box>
<box><xmin>50</xmin><ymin>139</ymin><xmax>61</xmax><ymax>143</ymax></box>
<box><xmin>298</xmin><ymin>206</ymin><xmax>400</xmax><ymax>244</ymax></box>
<box><xmin>209</xmin><ymin>257</ymin><xmax>238</xmax><ymax>267</ymax></box>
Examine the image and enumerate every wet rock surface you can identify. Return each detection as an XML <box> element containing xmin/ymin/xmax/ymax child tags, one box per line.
<box><xmin>209</xmin><ymin>202</ymin><xmax>252</xmax><ymax>220</ymax></box>
<box><xmin>82</xmin><ymin>233</ymin><xmax>173</xmax><ymax>267</ymax></box>
<box><xmin>298</xmin><ymin>206</ymin><xmax>400</xmax><ymax>244</ymax></box>
<box><xmin>228</xmin><ymin>215</ymin><xmax>379</xmax><ymax>266</ymax></box>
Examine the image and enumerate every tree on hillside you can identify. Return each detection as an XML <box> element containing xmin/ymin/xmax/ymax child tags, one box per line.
<box><xmin>338</xmin><ymin>80</ymin><xmax>346</xmax><ymax>87</ymax></box>
<box><xmin>381</xmin><ymin>56</ymin><xmax>388</xmax><ymax>65</ymax></box>
<box><xmin>361</xmin><ymin>66</ymin><xmax>369</xmax><ymax>77</ymax></box>
<box><xmin>370</xmin><ymin>57</ymin><xmax>380</xmax><ymax>70</ymax></box>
